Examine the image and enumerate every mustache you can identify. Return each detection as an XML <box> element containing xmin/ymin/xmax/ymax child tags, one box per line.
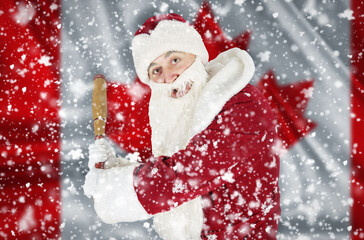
<box><xmin>150</xmin><ymin>75</ymin><xmax>194</xmax><ymax>98</ymax></box>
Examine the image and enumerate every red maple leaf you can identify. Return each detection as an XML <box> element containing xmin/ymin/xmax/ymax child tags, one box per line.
<box><xmin>256</xmin><ymin>70</ymin><xmax>317</xmax><ymax>150</ymax></box>
<box><xmin>105</xmin><ymin>80</ymin><xmax>152</xmax><ymax>161</ymax></box>
<box><xmin>104</xmin><ymin>1</ymin><xmax>316</xmax><ymax>159</ymax></box>
<box><xmin>194</xmin><ymin>1</ymin><xmax>251</xmax><ymax>60</ymax></box>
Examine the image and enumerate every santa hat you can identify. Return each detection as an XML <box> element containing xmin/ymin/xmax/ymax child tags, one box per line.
<box><xmin>131</xmin><ymin>13</ymin><xmax>209</xmax><ymax>84</ymax></box>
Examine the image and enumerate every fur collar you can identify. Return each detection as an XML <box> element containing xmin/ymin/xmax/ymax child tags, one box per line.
<box><xmin>189</xmin><ymin>48</ymin><xmax>255</xmax><ymax>139</ymax></box>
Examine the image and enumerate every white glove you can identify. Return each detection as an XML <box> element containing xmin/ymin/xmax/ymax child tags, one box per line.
<box><xmin>89</xmin><ymin>138</ymin><xmax>131</xmax><ymax>169</ymax></box>
<box><xmin>84</xmin><ymin>138</ymin><xmax>130</xmax><ymax>198</ymax></box>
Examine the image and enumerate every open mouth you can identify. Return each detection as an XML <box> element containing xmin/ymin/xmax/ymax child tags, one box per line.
<box><xmin>171</xmin><ymin>82</ymin><xmax>193</xmax><ymax>98</ymax></box>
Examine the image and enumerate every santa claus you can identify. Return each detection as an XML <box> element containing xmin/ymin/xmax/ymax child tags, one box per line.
<box><xmin>84</xmin><ymin>14</ymin><xmax>281</xmax><ymax>240</ymax></box>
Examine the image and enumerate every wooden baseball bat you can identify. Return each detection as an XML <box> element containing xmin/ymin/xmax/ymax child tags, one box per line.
<box><xmin>92</xmin><ymin>74</ymin><xmax>107</xmax><ymax>138</ymax></box>
<box><xmin>92</xmin><ymin>74</ymin><xmax>107</xmax><ymax>169</ymax></box>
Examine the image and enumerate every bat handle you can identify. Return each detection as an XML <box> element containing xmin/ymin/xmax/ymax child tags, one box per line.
<box><xmin>92</xmin><ymin>74</ymin><xmax>107</xmax><ymax>139</ymax></box>
<box><xmin>92</xmin><ymin>74</ymin><xmax>108</xmax><ymax>169</ymax></box>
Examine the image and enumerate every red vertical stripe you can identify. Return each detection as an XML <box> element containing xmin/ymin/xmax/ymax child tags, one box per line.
<box><xmin>351</xmin><ymin>0</ymin><xmax>364</xmax><ymax>239</ymax></box>
<box><xmin>0</xmin><ymin>0</ymin><xmax>61</xmax><ymax>239</ymax></box>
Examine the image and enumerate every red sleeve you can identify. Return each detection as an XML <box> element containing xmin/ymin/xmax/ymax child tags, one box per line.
<box><xmin>134</xmin><ymin>87</ymin><xmax>277</xmax><ymax>215</ymax></box>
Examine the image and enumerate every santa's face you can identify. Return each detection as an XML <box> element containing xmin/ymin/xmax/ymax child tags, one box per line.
<box><xmin>148</xmin><ymin>51</ymin><xmax>196</xmax><ymax>98</ymax></box>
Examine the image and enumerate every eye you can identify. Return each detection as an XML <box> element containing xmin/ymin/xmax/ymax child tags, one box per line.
<box><xmin>152</xmin><ymin>68</ymin><xmax>161</xmax><ymax>75</ymax></box>
<box><xmin>172</xmin><ymin>58</ymin><xmax>180</xmax><ymax>64</ymax></box>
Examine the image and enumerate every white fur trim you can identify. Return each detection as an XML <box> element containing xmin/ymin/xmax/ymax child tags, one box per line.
<box><xmin>189</xmin><ymin>48</ymin><xmax>255</xmax><ymax>139</ymax></box>
<box><xmin>85</xmin><ymin>164</ymin><xmax>152</xmax><ymax>224</ymax></box>
<box><xmin>132</xmin><ymin>20</ymin><xmax>209</xmax><ymax>84</ymax></box>
<box><xmin>154</xmin><ymin>197</ymin><xmax>204</xmax><ymax>240</ymax></box>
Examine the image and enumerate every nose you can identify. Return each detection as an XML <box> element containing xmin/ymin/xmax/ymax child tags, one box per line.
<box><xmin>164</xmin><ymin>71</ymin><xmax>179</xmax><ymax>83</ymax></box>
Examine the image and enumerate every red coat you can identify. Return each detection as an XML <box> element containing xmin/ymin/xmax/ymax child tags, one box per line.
<box><xmin>133</xmin><ymin>83</ymin><xmax>281</xmax><ymax>239</ymax></box>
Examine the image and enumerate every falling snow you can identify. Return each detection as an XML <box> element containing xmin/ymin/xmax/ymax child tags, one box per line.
<box><xmin>38</xmin><ymin>55</ymin><xmax>52</xmax><ymax>66</ymax></box>
<box><xmin>257</xmin><ymin>50</ymin><xmax>271</xmax><ymax>62</ymax></box>
<box><xmin>0</xmin><ymin>0</ymin><xmax>354</xmax><ymax>239</ymax></box>
<box><xmin>338</xmin><ymin>9</ymin><xmax>355</xmax><ymax>20</ymax></box>
<box><xmin>18</xmin><ymin>206</ymin><xmax>36</xmax><ymax>232</ymax></box>
<box><xmin>234</xmin><ymin>0</ymin><xmax>245</xmax><ymax>7</ymax></box>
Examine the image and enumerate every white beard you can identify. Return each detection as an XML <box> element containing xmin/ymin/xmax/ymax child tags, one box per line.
<box><xmin>148</xmin><ymin>59</ymin><xmax>208</xmax><ymax>240</ymax></box>
<box><xmin>148</xmin><ymin>59</ymin><xmax>208</xmax><ymax>157</ymax></box>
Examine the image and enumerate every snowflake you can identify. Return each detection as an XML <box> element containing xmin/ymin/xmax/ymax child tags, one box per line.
<box><xmin>151</xmin><ymin>168</ymin><xmax>158</xmax><ymax>175</ymax></box>
<box><xmin>272</xmin><ymin>12</ymin><xmax>279</xmax><ymax>18</ymax></box>
<box><xmin>143</xmin><ymin>222</ymin><xmax>150</xmax><ymax>229</ymax></box>
<box><xmin>300</xmin><ymin>87</ymin><xmax>314</xmax><ymax>98</ymax></box>
<box><xmin>221</xmin><ymin>171</ymin><xmax>235</xmax><ymax>183</ymax></box>
<box><xmin>49</xmin><ymin>3</ymin><xmax>58</xmax><ymax>11</ymax></box>
<box><xmin>334</xmin><ymin>81</ymin><xmax>343</xmax><ymax>88</ymax></box>
<box><xmin>66</xmin><ymin>149</ymin><xmax>84</xmax><ymax>160</ymax></box>
<box><xmin>207</xmin><ymin>234</ymin><xmax>217</xmax><ymax>240</ymax></box>
<box><xmin>125</xmin><ymin>152</ymin><xmax>141</xmax><ymax>163</ymax></box>
<box><xmin>127</xmin><ymin>83</ymin><xmax>148</xmax><ymax>102</ymax></box>
<box><xmin>18</xmin><ymin>206</ymin><xmax>36</xmax><ymax>232</ymax></box>
<box><xmin>195</xmin><ymin>144</ymin><xmax>208</xmax><ymax>155</ymax></box>
<box><xmin>338</xmin><ymin>9</ymin><xmax>355</xmax><ymax>20</ymax></box>
<box><xmin>69</xmin><ymin>79</ymin><xmax>89</xmax><ymax>98</ymax></box>
<box><xmin>257</xmin><ymin>51</ymin><xmax>271</xmax><ymax>62</ymax></box>
<box><xmin>13</xmin><ymin>2</ymin><xmax>36</xmax><ymax>26</ymax></box>
<box><xmin>234</xmin><ymin>0</ymin><xmax>245</xmax><ymax>7</ymax></box>
<box><xmin>38</xmin><ymin>55</ymin><xmax>52</xmax><ymax>66</ymax></box>
<box><xmin>172</xmin><ymin>179</ymin><xmax>187</xmax><ymax>193</ymax></box>
<box><xmin>160</xmin><ymin>2</ymin><xmax>169</xmax><ymax>12</ymax></box>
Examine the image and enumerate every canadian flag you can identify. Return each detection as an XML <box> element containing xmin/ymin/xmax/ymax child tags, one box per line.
<box><xmin>0</xmin><ymin>0</ymin><xmax>362</xmax><ymax>239</ymax></box>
